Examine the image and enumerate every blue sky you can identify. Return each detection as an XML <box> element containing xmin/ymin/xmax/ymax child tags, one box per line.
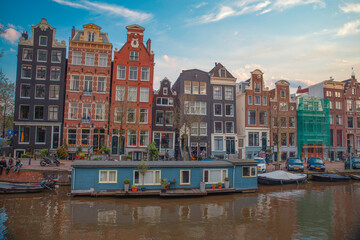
<box><xmin>1</xmin><ymin>0</ymin><xmax>360</xmax><ymax>92</ymax></box>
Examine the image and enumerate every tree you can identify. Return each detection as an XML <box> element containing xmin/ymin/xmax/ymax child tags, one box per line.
<box><xmin>174</xmin><ymin>94</ymin><xmax>204</xmax><ymax>161</ymax></box>
<box><xmin>0</xmin><ymin>72</ymin><xmax>15</xmax><ymax>138</ymax></box>
<box><xmin>146</xmin><ymin>142</ymin><xmax>159</xmax><ymax>161</ymax></box>
<box><xmin>137</xmin><ymin>160</ymin><xmax>149</xmax><ymax>189</ymax></box>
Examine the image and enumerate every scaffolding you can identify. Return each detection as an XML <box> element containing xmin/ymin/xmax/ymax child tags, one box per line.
<box><xmin>297</xmin><ymin>97</ymin><xmax>330</xmax><ymax>160</ymax></box>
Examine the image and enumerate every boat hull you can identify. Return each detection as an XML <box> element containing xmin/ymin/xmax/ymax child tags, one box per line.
<box><xmin>349</xmin><ymin>174</ymin><xmax>360</xmax><ymax>180</ymax></box>
<box><xmin>0</xmin><ymin>182</ymin><xmax>44</xmax><ymax>194</ymax></box>
<box><xmin>258</xmin><ymin>176</ymin><xmax>307</xmax><ymax>185</ymax></box>
<box><xmin>312</xmin><ymin>174</ymin><xmax>350</xmax><ymax>182</ymax></box>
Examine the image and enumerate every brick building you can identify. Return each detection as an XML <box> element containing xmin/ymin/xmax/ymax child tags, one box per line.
<box><xmin>109</xmin><ymin>25</ymin><xmax>154</xmax><ymax>160</ymax></box>
<box><xmin>13</xmin><ymin>19</ymin><xmax>66</xmax><ymax>157</ymax></box>
<box><xmin>63</xmin><ymin>23</ymin><xmax>112</xmax><ymax>158</ymax></box>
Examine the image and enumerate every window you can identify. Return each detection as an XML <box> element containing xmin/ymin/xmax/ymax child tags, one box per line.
<box><xmin>279</xmin><ymin>102</ymin><xmax>288</xmax><ymax>111</ymax></box>
<box><xmin>215</xmin><ymin>122</ymin><xmax>223</xmax><ymax>133</ymax></box>
<box><xmin>72</xmin><ymin>52</ymin><xmax>81</xmax><ymax>65</ymax></box>
<box><xmin>140</xmin><ymin>87</ymin><xmax>149</xmax><ymax>102</ymax></box>
<box><xmin>357</xmin><ymin>101</ymin><xmax>360</xmax><ymax>112</ymax></box>
<box><xmin>273</xmin><ymin>117</ymin><xmax>278</xmax><ymax>127</ymax></box>
<box><xmin>192</xmin><ymin>82</ymin><xmax>199</xmax><ymax>94</ymax></box>
<box><xmin>139</xmin><ymin>130</ymin><xmax>149</xmax><ymax>146</ymax></box>
<box><xmin>184</xmin><ymin>101</ymin><xmax>206</xmax><ymax>115</ymax></box>
<box><xmin>289</xmin><ymin>117</ymin><xmax>295</xmax><ymax>128</ymax></box>
<box><xmin>165</xmin><ymin>111</ymin><xmax>173</xmax><ymax>126</ymax></box>
<box><xmin>95</xmin><ymin>104</ymin><xmax>105</xmax><ymax>120</ymax></box>
<box><xmin>263</xmin><ymin>96</ymin><xmax>267</xmax><ymax>106</ymax></box>
<box><xmin>84</xmin><ymin>76</ymin><xmax>93</xmax><ymax>93</ymax></box>
<box><xmin>255</xmin><ymin>96</ymin><xmax>261</xmax><ymax>105</ymax></box>
<box><xmin>225</xmin><ymin>104</ymin><xmax>233</xmax><ymax>116</ymax></box>
<box><xmin>248</xmin><ymin>132</ymin><xmax>259</xmax><ymax>146</ymax></box>
<box><xmin>51</xmin><ymin>51</ymin><xmax>61</xmax><ymax>63</ymax></box>
<box><xmin>347</xmin><ymin>100</ymin><xmax>353</xmax><ymax>112</ymax></box>
<box><xmin>200</xmin><ymin>122</ymin><xmax>207</xmax><ymax>135</ymax></box>
<box><xmin>97</xmin><ymin>77</ymin><xmax>106</xmax><ymax>92</ymax></box>
<box><xmin>128</xmin><ymin>87</ymin><xmax>137</xmax><ymax>102</ymax></box>
<box><xmin>69</xmin><ymin>103</ymin><xmax>78</xmax><ymax>119</ymax></box>
<box><xmin>163</xmin><ymin>88</ymin><xmax>168</xmax><ymax>95</ymax></box>
<box><xmin>358</xmin><ymin>117</ymin><xmax>360</xmax><ymax>128</ymax></box>
<box><xmin>49</xmin><ymin>85</ymin><xmax>59</xmax><ymax>99</ymax></box>
<box><xmin>200</xmin><ymin>82</ymin><xmax>206</xmax><ymax>95</ymax></box>
<box><xmin>281</xmin><ymin>117</ymin><xmax>287</xmax><ymax>127</ymax></box>
<box><xmin>335</xmin><ymin>92</ymin><xmax>341</xmax><ymax>98</ymax></box>
<box><xmin>214</xmin><ymin>104</ymin><xmax>222</xmax><ymax>116</ymax></box>
<box><xmin>86</xmin><ymin>53</ymin><xmax>95</xmax><ymax>66</ymax></box>
<box><xmin>348</xmin><ymin>116</ymin><xmax>354</xmax><ymax>128</ymax></box>
<box><xmin>36</xmin><ymin>66</ymin><xmax>46</xmax><ymax>79</ymax></box>
<box><xmin>39</xmin><ymin>36</ymin><xmax>47</xmax><ymax>46</ymax></box>
<box><xmin>70</xmin><ymin>75</ymin><xmax>80</xmax><ymax>91</ymax></box>
<box><xmin>153</xmin><ymin>132</ymin><xmax>174</xmax><ymax>149</ymax></box>
<box><xmin>114</xmin><ymin>107</ymin><xmax>123</xmax><ymax>123</ymax></box>
<box><xmin>48</xmin><ymin>106</ymin><xmax>58</xmax><ymax>120</ymax></box>
<box><xmin>259</xmin><ymin>111</ymin><xmax>267</xmax><ymax>125</ymax></box>
<box><xmin>214</xmin><ymin>136</ymin><xmax>223</xmax><ymax>151</ymax></box>
<box><xmin>22</xmin><ymin>65</ymin><xmax>32</xmax><ymax>78</ymax></box>
<box><xmin>128</xmin><ymin>130</ymin><xmax>137</xmax><ymax>146</ymax></box>
<box><xmin>37</xmin><ymin>50</ymin><xmax>47</xmax><ymax>62</ymax></box>
<box><xmin>141</xmin><ymin>67</ymin><xmax>150</xmax><ymax>81</ymax></box>
<box><xmin>19</xmin><ymin>126</ymin><xmax>30</xmax><ymax>143</ymax></box>
<box><xmin>336</xmin><ymin>114</ymin><xmax>342</xmax><ymax>125</ymax></box>
<box><xmin>335</xmin><ymin>101</ymin><xmax>342</xmax><ymax>110</ymax></box>
<box><xmin>81</xmin><ymin>129</ymin><xmax>90</xmax><ymax>145</ymax></box>
<box><xmin>248</xmin><ymin>95</ymin><xmax>252</xmax><ymax>105</ymax></box>
<box><xmin>98</xmin><ymin>54</ymin><xmax>107</xmax><ymax>67</ymax></box>
<box><xmin>329</xmin><ymin>101</ymin><xmax>333</xmax><ymax>109</ymax></box>
<box><xmin>134</xmin><ymin>170</ymin><xmax>161</xmax><ymax>185</ymax></box>
<box><xmin>337</xmin><ymin>130</ymin><xmax>342</xmax><ymax>147</ymax></box>
<box><xmin>156</xmin><ymin>111</ymin><xmax>164</xmax><ymax>125</ymax></box>
<box><xmin>50</xmin><ymin>67</ymin><xmax>60</xmax><ymax>81</ymax></box>
<box><xmin>23</xmin><ymin>49</ymin><xmax>33</xmax><ymax>61</ymax></box>
<box><xmin>220</xmin><ymin>69</ymin><xmax>226</xmax><ymax>77</ymax></box>
<box><xmin>225</xmin><ymin>122</ymin><xmax>234</xmax><ymax>133</ymax></box>
<box><xmin>329</xmin><ymin>114</ymin><xmax>333</xmax><ymax>125</ymax></box>
<box><xmin>281</xmin><ymin>133</ymin><xmax>287</xmax><ymax>146</ymax></box>
<box><xmin>68</xmin><ymin>129</ymin><xmax>77</xmax><ymax>145</ymax></box>
<box><xmin>248</xmin><ymin>110</ymin><xmax>256</xmax><ymax>125</ymax></box>
<box><xmin>255</xmin><ymin>82</ymin><xmax>260</xmax><ymax>93</ymax></box>
<box><xmin>127</xmin><ymin>108</ymin><xmax>136</xmax><ymax>123</ymax></box>
<box><xmin>185</xmin><ymin>81</ymin><xmax>191</xmax><ymax>94</ymax></box>
<box><xmin>326</xmin><ymin>91</ymin><xmax>332</xmax><ymax>97</ymax></box>
<box><xmin>52</xmin><ymin>126</ymin><xmax>60</xmax><ymax>149</ymax></box>
<box><xmin>34</xmin><ymin>106</ymin><xmax>44</xmax><ymax>120</ymax></box>
<box><xmin>115</xmin><ymin>85</ymin><xmax>125</xmax><ymax>101</ymax></box>
<box><xmin>82</xmin><ymin>103</ymin><xmax>91</xmax><ymax>120</ymax></box>
<box><xmin>99</xmin><ymin>170</ymin><xmax>117</xmax><ymax>184</ymax></box>
<box><xmin>213</xmin><ymin>86</ymin><xmax>222</xmax><ymax>99</ymax></box>
<box><xmin>352</xmin><ymin>88</ymin><xmax>356</xmax><ymax>95</ymax></box>
<box><xmin>180</xmin><ymin>170</ymin><xmax>191</xmax><ymax>185</ymax></box>
<box><xmin>35</xmin><ymin>85</ymin><xmax>45</xmax><ymax>99</ymax></box>
<box><xmin>203</xmin><ymin>169</ymin><xmax>228</xmax><ymax>184</ymax></box>
<box><xmin>191</xmin><ymin>123</ymin><xmax>198</xmax><ymax>136</ymax></box>
<box><xmin>129</xmin><ymin>66</ymin><xmax>138</xmax><ymax>80</ymax></box>
<box><xmin>156</xmin><ymin>97</ymin><xmax>173</xmax><ymax>106</ymax></box>
<box><xmin>281</xmin><ymin>90</ymin><xmax>285</xmax><ymax>98</ymax></box>
<box><xmin>117</xmin><ymin>66</ymin><xmax>126</xmax><ymax>80</ymax></box>
<box><xmin>130</xmin><ymin>51</ymin><xmax>139</xmax><ymax>61</ymax></box>
<box><xmin>289</xmin><ymin>133</ymin><xmax>295</xmax><ymax>146</ymax></box>
<box><xmin>20</xmin><ymin>84</ymin><xmax>31</xmax><ymax>98</ymax></box>
<box><xmin>243</xmin><ymin>166</ymin><xmax>256</xmax><ymax>177</ymax></box>
<box><xmin>19</xmin><ymin>105</ymin><xmax>30</xmax><ymax>119</ymax></box>
<box><xmin>225</xmin><ymin>87</ymin><xmax>233</xmax><ymax>100</ymax></box>
<box><xmin>139</xmin><ymin>109</ymin><xmax>148</xmax><ymax>123</ymax></box>
<box><xmin>36</xmin><ymin>126</ymin><xmax>46</xmax><ymax>144</ymax></box>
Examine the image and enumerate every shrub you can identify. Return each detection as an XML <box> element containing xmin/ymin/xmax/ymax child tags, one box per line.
<box><xmin>124</xmin><ymin>179</ymin><xmax>130</xmax><ymax>184</ymax></box>
<box><xmin>224</xmin><ymin>177</ymin><xmax>229</xmax><ymax>181</ymax></box>
<box><xmin>126</xmin><ymin>154</ymin><xmax>132</xmax><ymax>160</ymax></box>
<box><xmin>218</xmin><ymin>182</ymin><xmax>223</xmax><ymax>186</ymax></box>
<box><xmin>21</xmin><ymin>154</ymin><xmax>33</xmax><ymax>158</ymax></box>
<box><xmin>100</xmin><ymin>145</ymin><xmax>110</xmax><ymax>155</ymax></box>
<box><xmin>131</xmin><ymin>185</ymin><xmax>137</xmax><ymax>188</ymax></box>
<box><xmin>39</xmin><ymin>148</ymin><xmax>49</xmax><ymax>158</ymax></box>
<box><xmin>56</xmin><ymin>144</ymin><xmax>69</xmax><ymax>159</ymax></box>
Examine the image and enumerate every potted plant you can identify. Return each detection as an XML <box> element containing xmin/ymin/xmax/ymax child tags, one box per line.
<box><xmin>224</xmin><ymin>177</ymin><xmax>230</xmax><ymax>189</ymax></box>
<box><xmin>161</xmin><ymin>178</ymin><xmax>168</xmax><ymax>193</ymax></box>
<box><xmin>218</xmin><ymin>182</ymin><xmax>223</xmax><ymax>189</ymax></box>
<box><xmin>211</xmin><ymin>184</ymin><xmax>216</xmax><ymax>189</ymax></box>
<box><xmin>131</xmin><ymin>185</ymin><xmax>137</xmax><ymax>192</ymax></box>
<box><xmin>124</xmin><ymin>179</ymin><xmax>130</xmax><ymax>192</ymax></box>
<box><xmin>126</xmin><ymin>154</ymin><xmax>132</xmax><ymax>160</ymax></box>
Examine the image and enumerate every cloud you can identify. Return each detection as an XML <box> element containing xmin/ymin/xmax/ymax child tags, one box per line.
<box><xmin>194</xmin><ymin>2</ymin><xmax>208</xmax><ymax>9</ymax></box>
<box><xmin>339</xmin><ymin>3</ymin><xmax>360</xmax><ymax>14</ymax></box>
<box><xmin>9</xmin><ymin>48</ymin><xmax>16</xmax><ymax>52</ymax></box>
<box><xmin>336</xmin><ymin>19</ymin><xmax>360</xmax><ymax>36</ymax></box>
<box><xmin>52</xmin><ymin>0</ymin><xmax>153</xmax><ymax>22</ymax></box>
<box><xmin>0</xmin><ymin>28</ymin><xmax>21</xmax><ymax>44</ymax></box>
<box><xmin>273</xmin><ymin>0</ymin><xmax>326</xmax><ymax>10</ymax></box>
<box><xmin>162</xmin><ymin>55</ymin><xmax>178</xmax><ymax>67</ymax></box>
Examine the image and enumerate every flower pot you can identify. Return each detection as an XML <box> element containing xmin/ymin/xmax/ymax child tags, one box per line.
<box><xmin>124</xmin><ymin>183</ymin><xmax>129</xmax><ymax>192</ymax></box>
<box><xmin>161</xmin><ymin>188</ymin><xmax>166</xmax><ymax>193</ymax></box>
<box><xmin>200</xmin><ymin>182</ymin><xmax>206</xmax><ymax>192</ymax></box>
<box><xmin>211</xmin><ymin>185</ymin><xmax>216</xmax><ymax>189</ymax></box>
<box><xmin>224</xmin><ymin>181</ymin><xmax>230</xmax><ymax>189</ymax></box>
<box><xmin>218</xmin><ymin>185</ymin><xmax>222</xmax><ymax>189</ymax></box>
<box><xmin>132</xmin><ymin>187</ymin><xmax>137</xmax><ymax>192</ymax></box>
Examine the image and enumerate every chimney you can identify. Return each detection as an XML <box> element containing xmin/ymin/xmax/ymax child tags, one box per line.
<box><xmin>215</xmin><ymin>62</ymin><xmax>217</xmax><ymax>66</ymax></box>
<box><xmin>71</xmin><ymin>26</ymin><xmax>75</xmax><ymax>39</ymax></box>
<box><xmin>21</xmin><ymin>31</ymin><xmax>28</xmax><ymax>40</ymax></box>
<box><xmin>146</xmin><ymin>38</ymin><xmax>151</xmax><ymax>53</ymax></box>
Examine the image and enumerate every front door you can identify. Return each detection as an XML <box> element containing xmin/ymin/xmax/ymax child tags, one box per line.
<box><xmin>226</xmin><ymin>137</ymin><xmax>235</xmax><ymax>154</ymax></box>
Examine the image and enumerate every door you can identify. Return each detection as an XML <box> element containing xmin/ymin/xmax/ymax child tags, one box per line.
<box><xmin>226</xmin><ymin>137</ymin><xmax>235</xmax><ymax>154</ymax></box>
<box><xmin>112</xmin><ymin>136</ymin><xmax>118</xmax><ymax>155</ymax></box>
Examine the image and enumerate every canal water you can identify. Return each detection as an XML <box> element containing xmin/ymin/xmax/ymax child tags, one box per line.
<box><xmin>0</xmin><ymin>182</ymin><xmax>360</xmax><ymax>240</ymax></box>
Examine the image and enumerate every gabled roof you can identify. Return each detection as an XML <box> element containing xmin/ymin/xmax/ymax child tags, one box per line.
<box><xmin>209</xmin><ymin>62</ymin><xmax>236</xmax><ymax>79</ymax></box>
<box><xmin>126</xmin><ymin>24</ymin><xmax>145</xmax><ymax>31</ymax></box>
<box><xmin>83</xmin><ymin>23</ymin><xmax>101</xmax><ymax>30</ymax></box>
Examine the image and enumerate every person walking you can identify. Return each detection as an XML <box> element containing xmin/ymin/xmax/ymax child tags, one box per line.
<box><xmin>0</xmin><ymin>158</ymin><xmax>7</xmax><ymax>175</ymax></box>
<box><xmin>165</xmin><ymin>150</ymin><xmax>170</xmax><ymax>161</ymax></box>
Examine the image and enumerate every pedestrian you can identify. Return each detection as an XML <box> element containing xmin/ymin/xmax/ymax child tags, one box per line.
<box><xmin>201</xmin><ymin>149</ymin><xmax>206</xmax><ymax>159</ymax></box>
<box><xmin>165</xmin><ymin>150</ymin><xmax>170</xmax><ymax>161</ymax></box>
<box><xmin>6</xmin><ymin>158</ymin><xmax>13</xmax><ymax>174</ymax></box>
<box><xmin>13</xmin><ymin>159</ymin><xmax>23</xmax><ymax>173</ymax></box>
<box><xmin>0</xmin><ymin>158</ymin><xmax>7</xmax><ymax>175</ymax></box>
<box><xmin>28</xmin><ymin>155</ymin><xmax>31</xmax><ymax>166</ymax></box>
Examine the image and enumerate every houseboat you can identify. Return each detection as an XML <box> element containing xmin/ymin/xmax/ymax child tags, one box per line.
<box><xmin>71</xmin><ymin>159</ymin><xmax>258</xmax><ymax>197</ymax></box>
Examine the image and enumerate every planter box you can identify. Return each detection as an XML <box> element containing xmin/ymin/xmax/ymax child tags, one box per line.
<box><xmin>224</xmin><ymin>181</ymin><xmax>230</xmax><ymax>189</ymax></box>
<box><xmin>124</xmin><ymin>183</ymin><xmax>129</xmax><ymax>192</ymax></box>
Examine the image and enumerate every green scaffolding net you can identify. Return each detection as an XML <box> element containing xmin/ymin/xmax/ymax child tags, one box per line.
<box><xmin>297</xmin><ymin>97</ymin><xmax>330</xmax><ymax>160</ymax></box>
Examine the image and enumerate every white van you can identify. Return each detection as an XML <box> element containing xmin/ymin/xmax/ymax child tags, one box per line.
<box><xmin>254</xmin><ymin>157</ymin><xmax>266</xmax><ymax>173</ymax></box>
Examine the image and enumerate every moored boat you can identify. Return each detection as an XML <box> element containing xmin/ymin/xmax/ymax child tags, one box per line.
<box><xmin>312</xmin><ymin>174</ymin><xmax>350</xmax><ymax>182</ymax></box>
<box><xmin>258</xmin><ymin>170</ymin><xmax>307</xmax><ymax>185</ymax></box>
<box><xmin>349</xmin><ymin>174</ymin><xmax>360</xmax><ymax>180</ymax></box>
<box><xmin>0</xmin><ymin>182</ymin><xmax>44</xmax><ymax>194</ymax></box>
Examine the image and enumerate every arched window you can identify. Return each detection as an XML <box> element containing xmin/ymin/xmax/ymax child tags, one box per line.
<box><xmin>87</xmin><ymin>32</ymin><xmax>91</xmax><ymax>41</ymax></box>
<box><xmin>92</xmin><ymin>32</ymin><xmax>96</xmax><ymax>42</ymax></box>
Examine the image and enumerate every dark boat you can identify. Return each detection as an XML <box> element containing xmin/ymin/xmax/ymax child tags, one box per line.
<box><xmin>312</xmin><ymin>174</ymin><xmax>350</xmax><ymax>182</ymax></box>
<box><xmin>0</xmin><ymin>182</ymin><xmax>44</xmax><ymax>193</ymax></box>
<box><xmin>258</xmin><ymin>170</ymin><xmax>307</xmax><ymax>185</ymax></box>
<box><xmin>349</xmin><ymin>174</ymin><xmax>360</xmax><ymax>180</ymax></box>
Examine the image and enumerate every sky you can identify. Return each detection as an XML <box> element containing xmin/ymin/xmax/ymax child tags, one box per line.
<box><xmin>0</xmin><ymin>0</ymin><xmax>360</xmax><ymax>93</ymax></box>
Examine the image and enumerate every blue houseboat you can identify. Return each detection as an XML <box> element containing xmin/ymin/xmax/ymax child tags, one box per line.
<box><xmin>71</xmin><ymin>159</ymin><xmax>258</xmax><ymax>197</ymax></box>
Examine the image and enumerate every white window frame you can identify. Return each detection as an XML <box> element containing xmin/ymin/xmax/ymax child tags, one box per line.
<box><xmin>72</xmin><ymin>52</ymin><xmax>81</xmax><ymax>65</ymax></box>
<box><xmin>254</xmin><ymin>96</ymin><xmax>261</xmax><ymax>105</ymax></box>
<box><xmin>49</xmin><ymin>85</ymin><xmax>60</xmax><ymax>100</ymax></box>
<box><xmin>51</xmin><ymin>51</ymin><xmax>61</xmax><ymax>63</ymax></box>
<box><xmin>214</xmin><ymin>121</ymin><xmax>223</xmax><ymax>133</ymax></box>
<box><xmin>128</xmin><ymin>86</ymin><xmax>137</xmax><ymax>102</ymax></box>
<box><xmin>115</xmin><ymin>85</ymin><xmax>125</xmax><ymax>101</ymax></box>
<box><xmin>85</xmin><ymin>53</ymin><xmax>95</xmax><ymax>66</ymax></box>
<box><xmin>97</xmin><ymin>76</ymin><xmax>106</xmax><ymax>93</ymax></box>
<box><xmin>214</xmin><ymin>103</ymin><xmax>222</xmax><ymax>116</ymax></box>
<box><xmin>140</xmin><ymin>87</ymin><xmax>149</xmax><ymax>102</ymax></box>
<box><xmin>48</xmin><ymin>106</ymin><xmax>58</xmax><ymax>121</ymax></box>
<box><xmin>98</xmin><ymin>54</ymin><xmax>107</xmax><ymax>67</ymax></box>
<box><xmin>36</xmin><ymin>66</ymin><xmax>46</xmax><ymax>80</ymax></box>
<box><xmin>35</xmin><ymin>84</ymin><xmax>45</xmax><ymax>99</ymax></box>
<box><xmin>203</xmin><ymin>169</ymin><xmax>228</xmax><ymax>184</ymax></box>
<box><xmin>22</xmin><ymin>48</ymin><xmax>33</xmax><ymax>61</ymax></box>
<box><xmin>180</xmin><ymin>170</ymin><xmax>191</xmax><ymax>185</ymax></box>
<box><xmin>117</xmin><ymin>65</ymin><xmax>126</xmax><ymax>80</ymax></box>
<box><xmin>133</xmin><ymin>170</ymin><xmax>161</xmax><ymax>186</ymax></box>
<box><xmin>141</xmin><ymin>67</ymin><xmax>150</xmax><ymax>81</ymax></box>
<box><xmin>129</xmin><ymin>66</ymin><xmax>138</xmax><ymax>81</ymax></box>
<box><xmin>37</xmin><ymin>49</ymin><xmax>47</xmax><ymax>62</ymax></box>
<box><xmin>99</xmin><ymin>170</ymin><xmax>118</xmax><ymax>184</ymax></box>
<box><xmin>50</xmin><ymin>66</ymin><xmax>60</xmax><ymax>81</ymax></box>
<box><xmin>242</xmin><ymin>166</ymin><xmax>257</xmax><ymax>177</ymax></box>
<box><xmin>139</xmin><ymin>108</ymin><xmax>148</xmax><ymax>124</ymax></box>
<box><xmin>225</xmin><ymin>104</ymin><xmax>234</xmax><ymax>117</ymax></box>
<box><xmin>39</xmin><ymin>36</ymin><xmax>48</xmax><ymax>46</ymax></box>
<box><xmin>224</xmin><ymin>87</ymin><xmax>233</xmax><ymax>100</ymax></box>
<box><xmin>70</xmin><ymin>75</ymin><xmax>80</xmax><ymax>91</ymax></box>
<box><xmin>20</xmin><ymin>83</ymin><xmax>31</xmax><ymax>98</ymax></box>
<box><xmin>35</xmin><ymin>126</ymin><xmax>46</xmax><ymax>144</ymax></box>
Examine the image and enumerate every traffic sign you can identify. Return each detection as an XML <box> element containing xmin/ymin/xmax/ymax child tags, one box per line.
<box><xmin>7</xmin><ymin>130</ymin><xmax>13</xmax><ymax>136</ymax></box>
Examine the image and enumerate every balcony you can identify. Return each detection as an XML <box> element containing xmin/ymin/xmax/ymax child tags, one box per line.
<box><xmin>83</xmin><ymin>91</ymin><xmax>92</xmax><ymax>96</ymax></box>
<box><xmin>82</xmin><ymin>118</ymin><xmax>91</xmax><ymax>124</ymax></box>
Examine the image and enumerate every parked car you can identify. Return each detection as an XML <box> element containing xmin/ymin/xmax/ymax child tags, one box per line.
<box><xmin>345</xmin><ymin>157</ymin><xmax>360</xmax><ymax>169</ymax></box>
<box><xmin>254</xmin><ymin>157</ymin><xmax>266</xmax><ymax>173</ymax></box>
<box><xmin>307</xmin><ymin>157</ymin><xmax>325</xmax><ymax>172</ymax></box>
<box><xmin>285</xmin><ymin>158</ymin><xmax>304</xmax><ymax>172</ymax></box>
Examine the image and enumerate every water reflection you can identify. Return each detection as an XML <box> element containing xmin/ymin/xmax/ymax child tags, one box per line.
<box><xmin>0</xmin><ymin>182</ymin><xmax>360</xmax><ymax>240</ymax></box>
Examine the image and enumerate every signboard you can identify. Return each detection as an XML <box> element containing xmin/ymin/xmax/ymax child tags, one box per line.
<box><xmin>7</xmin><ymin>130</ymin><xmax>13</xmax><ymax>136</ymax></box>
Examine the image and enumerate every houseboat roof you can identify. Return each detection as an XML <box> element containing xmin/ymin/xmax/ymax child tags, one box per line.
<box><xmin>72</xmin><ymin>159</ymin><xmax>257</xmax><ymax>168</ymax></box>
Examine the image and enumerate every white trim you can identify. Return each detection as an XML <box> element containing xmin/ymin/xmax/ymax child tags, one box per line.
<box><xmin>99</xmin><ymin>170</ymin><xmax>118</xmax><ymax>184</ymax></box>
<box><xmin>225</xmin><ymin>104</ymin><xmax>234</xmax><ymax>117</ymax></box>
<box><xmin>242</xmin><ymin>166</ymin><xmax>257</xmax><ymax>178</ymax></box>
<box><xmin>203</xmin><ymin>169</ymin><xmax>228</xmax><ymax>184</ymax></box>
<box><xmin>35</xmin><ymin>126</ymin><xmax>46</xmax><ymax>145</ymax></box>
<box><xmin>180</xmin><ymin>169</ymin><xmax>191</xmax><ymax>185</ymax></box>
<box><xmin>133</xmin><ymin>170</ymin><xmax>161</xmax><ymax>186</ymax></box>
<box><xmin>37</xmin><ymin>49</ymin><xmax>48</xmax><ymax>62</ymax></box>
<box><xmin>214</xmin><ymin>103</ymin><xmax>222</xmax><ymax>116</ymax></box>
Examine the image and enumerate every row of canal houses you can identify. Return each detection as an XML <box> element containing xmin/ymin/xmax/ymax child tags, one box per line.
<box><xmin>13</xmin><ymin>18</ymin><xmax>359</xmax><ymax>164</ymax></box>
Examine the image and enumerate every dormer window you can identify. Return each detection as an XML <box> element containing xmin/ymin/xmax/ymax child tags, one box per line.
<box><xmin>92</xmin><ymin>33</ymin><xmax>96</xmax><ymax>42</ymax></box>
<box><xmin>87</xmin><ymin>32</ymin><xmax>91</xmax><ymax>41</ymax></box>
<box><xmin>163</xmin><ymin>88</ymin><xmax>168</xmax><ymax>95</ymax></box>
<box><xmin>255</xmin><ymin>82</ymin><xmax>261</xmax><ymax>93</ymax></box>
<box><xmin>219</xmin><ymin>69</ymin><xmax>226</xmax><ymax>77</ymax></box>
<box><xmin>39</xmin><ymin>36</ymin><xmax>47</xmax><ymax>46</ymax></box>
<box><xmin>281</xmin><ymin>90</ymin><xmax>286</xmax><ymax>98</ymax></box>
<box><xmin>130</xmin><ymin>51</ymin><xmax>139</xmax><ymax>61</ymax></box>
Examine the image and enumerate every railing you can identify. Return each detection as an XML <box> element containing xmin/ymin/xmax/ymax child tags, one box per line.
<box><xmin>82</xmin><ymin>118</ymin><xmax>91</xmax><ymax>124</ymax></box>
<box><xmin>83</xmin><ymin>91</ymin><xmax>92</xmax><ymax>96</ymax></box>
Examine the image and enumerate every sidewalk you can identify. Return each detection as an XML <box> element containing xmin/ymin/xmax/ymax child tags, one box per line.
<box><xmin>266</xmin><ymin>160</ymin><xmax>349</xmax><ymax>172</ymax></box>
<box><xmin>19</xmin><ymin>159</ymin><xmax>73</xmax><ymax>171</ymax></box>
